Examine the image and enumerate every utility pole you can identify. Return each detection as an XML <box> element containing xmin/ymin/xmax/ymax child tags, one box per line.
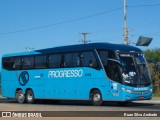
<box><xmin>124</xmin><ymin>0</ymin><xmax>128</xmax><ymax>44</ymax></box>
<box><xmin>80</xmin><ymin>32</ymin><xmax>90</xmax><ymax>44</ymax></box>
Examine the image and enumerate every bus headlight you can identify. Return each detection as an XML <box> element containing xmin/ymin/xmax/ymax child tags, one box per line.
<box><xmin>149</xmin><ymin>89</ymin><xmax>152</xmax><ymax>92</ymax></box>
<box><xmin>126</xmin><ymin>90</ymin><xmax>132</xmax><ymax>93</ymax></box>
<box><xmin>121</xmin><ymin>88</ymin><xmax>132</xmax><ymax>93</ymax></box>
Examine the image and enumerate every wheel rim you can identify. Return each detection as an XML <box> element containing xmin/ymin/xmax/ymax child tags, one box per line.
<box><xmin>27</xmin><ymin>92</ymin><xmax>33</xmax><ymax>101</ymax></box>
<box><xmin>93</xmin><ymin>94</ymin><xmax>101</xmax><ymax>102</ymax></box>
<box><xmin>18</xmin><ymin>93</ymin><xmax>24</xmax><ymax>100</ymax></box>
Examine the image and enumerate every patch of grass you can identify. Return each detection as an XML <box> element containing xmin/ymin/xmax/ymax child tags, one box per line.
<box><xmin>153</xmin><ymin>90</ymin><xmax>160</xmax><ymax>97</ymax></box>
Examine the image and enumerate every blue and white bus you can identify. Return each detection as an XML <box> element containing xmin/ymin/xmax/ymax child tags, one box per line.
<box><xmin>1</xmin><ymin>43</ymin><xmax>152</xmax><ymax>106</ymax></box>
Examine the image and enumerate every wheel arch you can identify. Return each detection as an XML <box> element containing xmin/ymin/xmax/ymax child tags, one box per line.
<box><xmin>15</xmin><ymin>88</ymin><xmax>22</xmax><ymax>97</ymax></box>
<box><xmin>25</xmin><ymin>88</ymin><xmax>33</xmax><ymax>94</ymax></box>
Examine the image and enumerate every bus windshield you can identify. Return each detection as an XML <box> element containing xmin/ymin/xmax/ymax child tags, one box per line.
<box><xmin>118</xmin><ymin>52</ymin><xmax>151</xmax><ymax>87</ymax></box>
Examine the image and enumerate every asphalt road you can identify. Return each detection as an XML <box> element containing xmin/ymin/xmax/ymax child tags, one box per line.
<box><xmin>0</xmin><ymin>98</ymin><xmax>160</xmax><ymax>119</ymax></box>
<box><xmin>0</xmin><ymin>98</ymin><xmax>160</xmax><ymax>111</ymax></box>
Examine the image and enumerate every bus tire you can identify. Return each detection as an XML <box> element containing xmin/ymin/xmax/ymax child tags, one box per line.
<box><xmin>91</xmin><ymin>90</ymin><xmax>103</xmax><ymax>106</ymax></box>
<box><xmin>16</xmin><ymin>90</ymin><xmax>26</xmax><ymax>104</ymax></box>
<box><xmin>26</xmin><ymin>89</ymin><xmax>35</xmax><ymax>104</ymax></box>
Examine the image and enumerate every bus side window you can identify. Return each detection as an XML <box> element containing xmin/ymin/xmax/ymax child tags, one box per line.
<box><xmin>35</xmin><ymin>55</ymin><xmax>47</xmax><ymax>69</ymax></box>
<box><xmin>49</xmin><ymin>54</ymin><xmax>61</xmax><ymax>68</ymax></box>
<box><xmin>22</xmin><ymin>56</ymin><xmax>34</xmax><ymax>70</ymax></box>
<box><xmin>13</xmin><ymin>57</ymin><xmax>21</xmax><ymax>70</ymax></box>
<box><xmin>98</xmin><ymin>50</ymin><xmax>108</xmax><ymax>66</ymax></box>
<box><xmin>77</xmin><ymin>53</ymin><xmax>83</xmax><ymax>67</ymax></box>
<box><xmin>81</xmin><ymin>51</ymin><xmax>98</xmax><ymax>69</ymax></box>
<box><xmin>64</xmin><ymin>52</ymin><xmax>78</xmax><ymax>68</ymax></box>
<box><xmin>2</xmin><ymin>57</ymin><xmax>14</xmax><ymax>70</ymax></box>
<box><xmin>106</xmin><ymin>60</ymin><xmax>121</xmax><ymax>83</ymax></box>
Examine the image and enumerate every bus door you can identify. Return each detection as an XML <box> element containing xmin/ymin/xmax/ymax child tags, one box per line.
<box><xmin>105</xmin><ymin>60</ymin><xmax>122</xmax><ymax>100</ymax></box>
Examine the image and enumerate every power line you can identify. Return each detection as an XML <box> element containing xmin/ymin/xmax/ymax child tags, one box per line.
<box><xmin>1</xmin><ymin>3</ymin><xmax>159</xmax><ymax>36</ymax></box>
<box><xmin>128</xmin><ymin>3</ymin><xmax>160</xmax><ymax>8</ymax></box>
<box><xmin>91</xmin><ymin>28</ymin><xmax>122</xmax><ymax>34</ymax></box>
<box><xmin>131</xmin><ymin>20</ymin><xmax>160</xmax><ymax>29</ymax></box>
<box><xmin>0</xmin><ymin>7</ymin><xmax>123</xmax><ymax>36</ymax></box>
<box><xmin>83</xmin><ymin>20</ymin><xmax>160</xmax><ymax>38</ymax></box>
<box><xmin>133</xmin><ymin>31</ymin><xmax>160</xmax><ymax>37</ymax></box>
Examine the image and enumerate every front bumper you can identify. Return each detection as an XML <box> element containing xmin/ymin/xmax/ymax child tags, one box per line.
<box><xmin>121</xmin><ymin>88</ymin><xmax>152</xmax><ymax>101</ymax></box>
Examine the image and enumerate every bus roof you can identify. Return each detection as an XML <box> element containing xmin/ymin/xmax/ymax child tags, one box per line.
<box><xmin>36</xmin><ymin>42</ymin><xmax>141</xmax><ymax>54</ymax></box>
<box><xmin>3</xmin><ymin>42</ymin><xmax>142</xmax><ymax>57</ymax></box>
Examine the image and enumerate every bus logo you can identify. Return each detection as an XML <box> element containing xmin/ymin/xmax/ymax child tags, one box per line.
<box><xmin>48</xmin><ymin>69</ymin><xmax>83</xmax><ymax>78</ymax></box>
<box><xmin>19</xmin><ymin>71</ymin><xmax>29</xmax><ymax>86</ymax></box>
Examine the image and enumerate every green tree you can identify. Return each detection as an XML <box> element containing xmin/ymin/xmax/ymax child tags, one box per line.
<box><xmin>144</xmin><ymin>49</ymin><xmax>160</xmax><ymax>96</ymax></box>
<box><xmin>144</xmin><ymin>48</ymin><xmax>160</xmax><ymax>62</ymax></box>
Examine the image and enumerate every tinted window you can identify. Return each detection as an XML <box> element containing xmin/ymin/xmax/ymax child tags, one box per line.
<box><xmin>81</xmin><ymin>51</ymin><xmax>98</xmax><ymax>68</ymax></box>
<box><xmin>22</xmin><ymin>56</ymin><xmax>34</xmax><ymax>69</ymax></box>
<box><xmin>105</xmin><ymin>60</ymin><xmax>121</xmax><ymax>83</ymax></box>
<box><xmin>108</xmin><ymin>51</ymin><xmax>116</xmax><ymax>58</ymax></box>
<box><xmin>13</xmin><ymin>57</ymin><xmax>21</xmax><ymax>70</ymax></box>
<box><xmin>2</xmin><ymin>57</ymin><xmax>14</xmax><ymax>70</ymax></box>
<box><xmin>64</xmin><ymin>53</ymin><xmax>79</xmax><ymax>68</ymax></box>
<box><xmin>35</xmin><ymin>55</ymin><xmax>47</xmax><ymax>69</ymax></box>
<box><xmin>98</xmin><ymin>50</ymin><xmax>108</xmax><ymax>66</ymax></box>
<box><xmin>49</xmin><ymin>54</ymin><xmax>61</xmax><ymax>68</ymax></box>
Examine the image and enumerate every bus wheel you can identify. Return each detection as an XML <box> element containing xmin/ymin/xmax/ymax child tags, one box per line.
<box><xmin>16</xmin><ymin>90</ymin><xmax>26</xmax><ymax>104</ymax></box>
<box><xmin>91</xmin><ymin>90</ymin><xmax>103</xmax><ymax>106</ymax></box>
<box><xmin>26</xmin><ymin>89</ymin><xmax>35</xmax><ymax>104</ymax></box>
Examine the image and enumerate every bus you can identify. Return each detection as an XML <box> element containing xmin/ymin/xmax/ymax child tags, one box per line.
<box><xmin>1</xmin><ymin>43</ymin><xmax>152</xmax><ymax>106</ymax></box>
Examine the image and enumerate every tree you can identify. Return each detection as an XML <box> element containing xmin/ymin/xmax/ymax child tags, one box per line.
<box><xmin>144</xmin><ymin>49</ymin><xmax>160</xmax><ymax>96</ymax></box>
<box><xmin>144</xmin><ymin>49</ymin><xmax>160</xmax><ymax>62</ymax></box>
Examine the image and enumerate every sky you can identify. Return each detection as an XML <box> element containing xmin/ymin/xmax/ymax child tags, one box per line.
<box><xmin>0</xmin><ymin>0</ymin><xmax>160</xmax><ymax>63</ymax></box>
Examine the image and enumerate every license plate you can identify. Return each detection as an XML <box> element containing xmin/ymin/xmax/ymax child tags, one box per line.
<box><xmin>139</xmin><ymin>96</ymin><xmax>144</xmax><ymax>99</ymax></box>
